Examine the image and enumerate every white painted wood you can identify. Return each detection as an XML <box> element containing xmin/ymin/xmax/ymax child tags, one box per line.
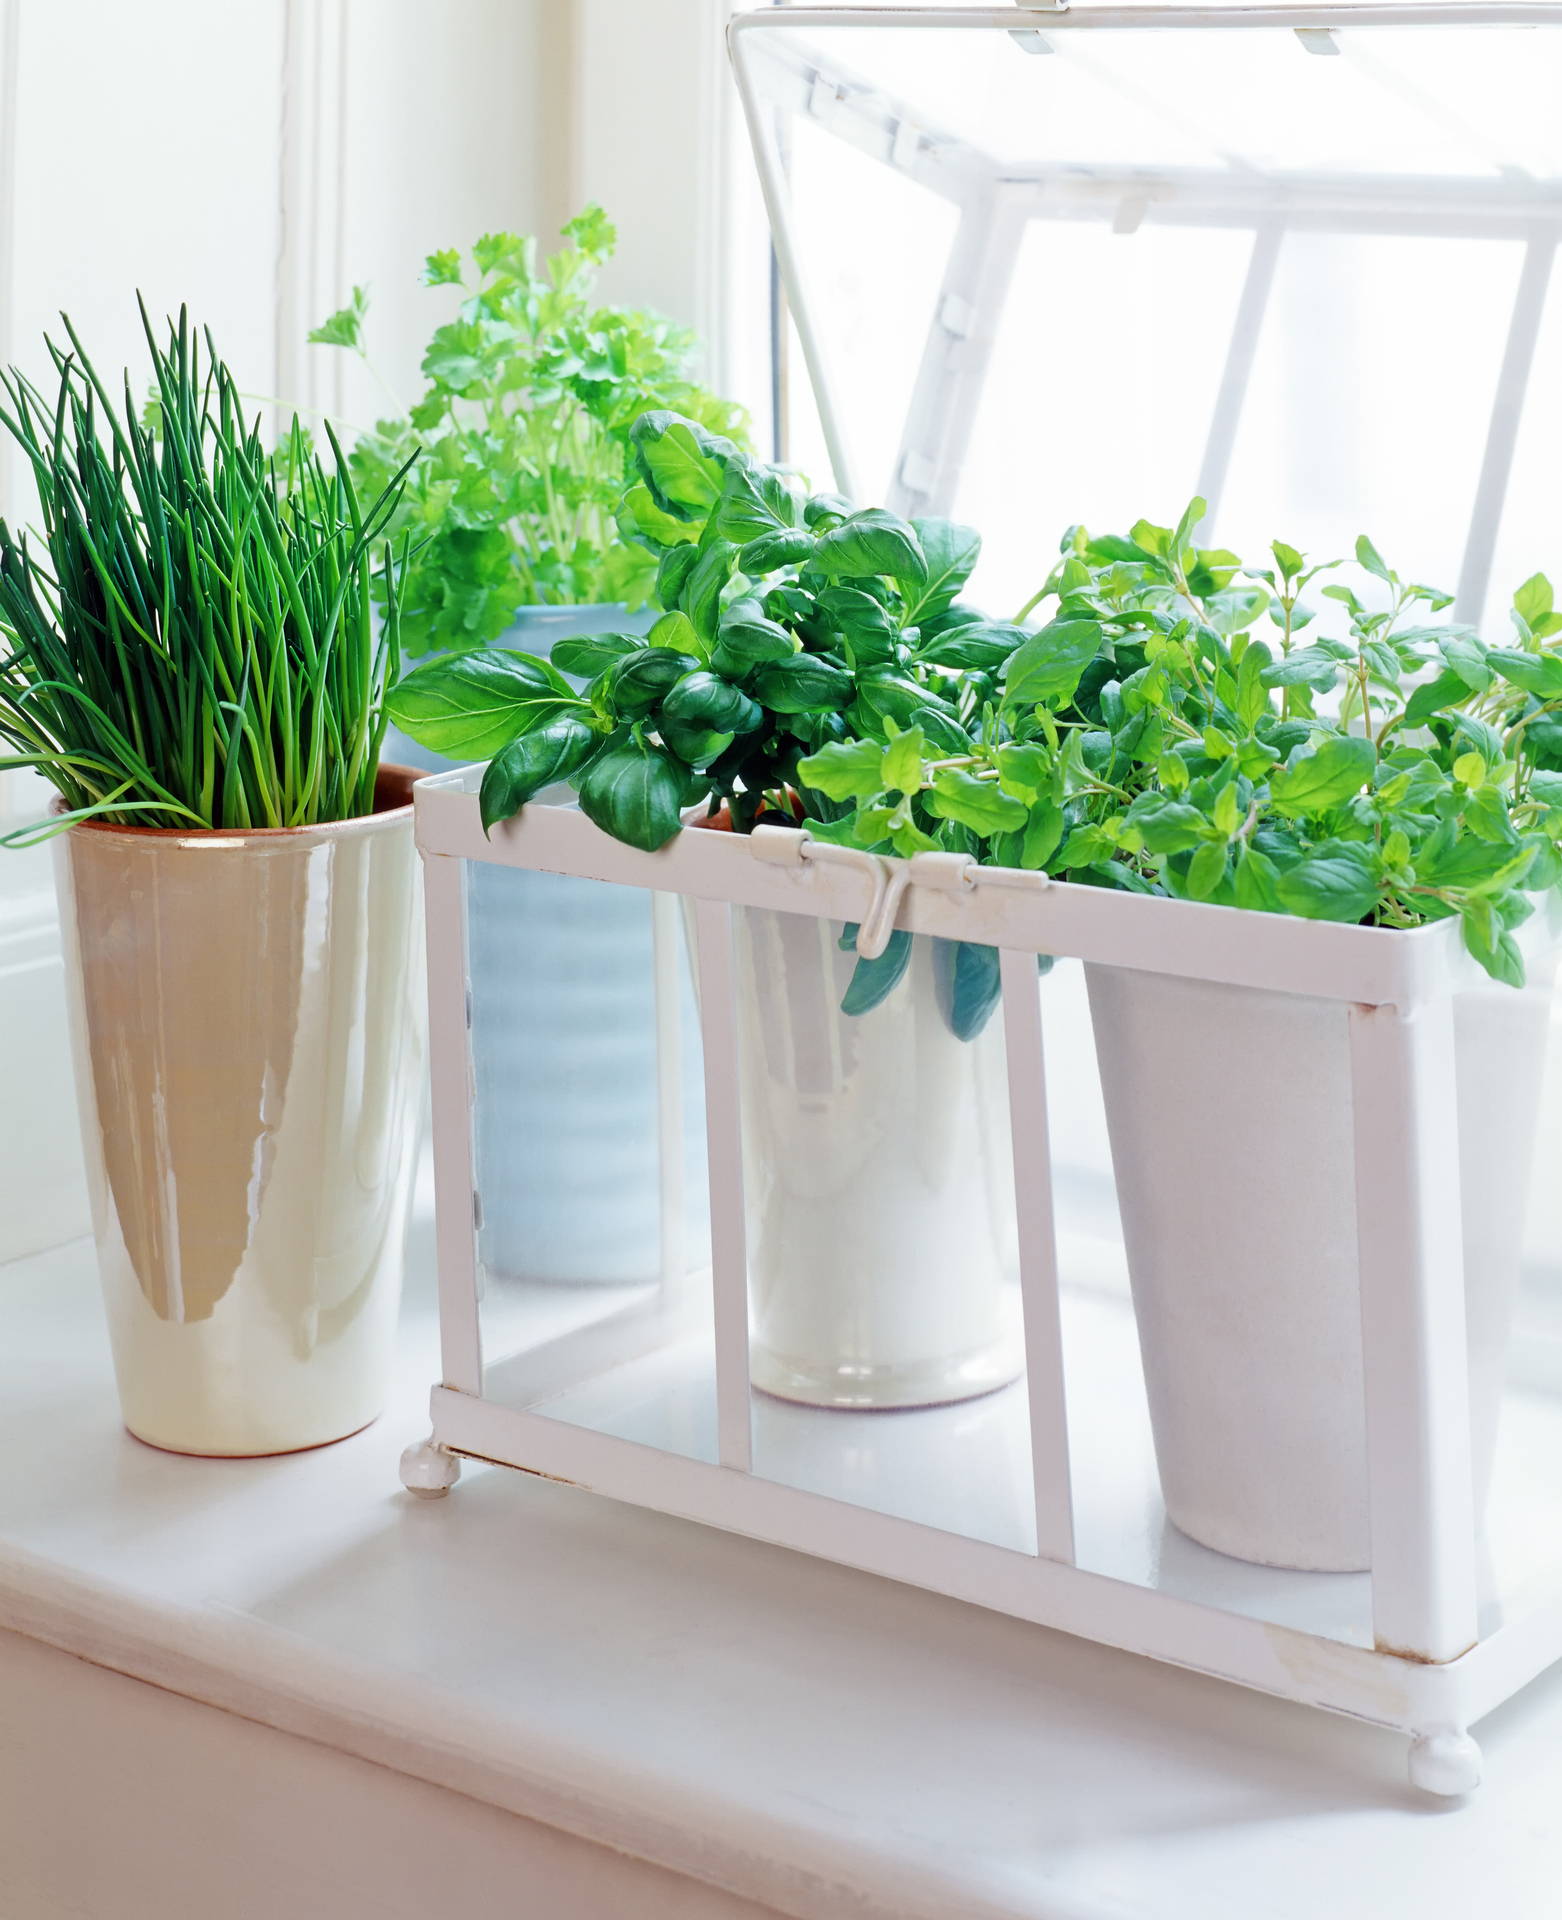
<box><xmin>17</xmin><ymin>1205</ymin><xmax>1562</xmax><ymax>1893</ymax></box>
<box><xmin>0</xmin><ymin>1630</ymin><xmax>776</xmax><ymax>1920</ymax></box>
<box><xmin>694</xmin><ymin>896</ymin><xmax>753</xmax><ymax>1473</ymax></box>
<box><xmin>422</xmin><ymin>851</ymin><xmax>483</xmax><ymax>1397</ymax></box>
<box><xmin>1349</xmin><ymin>999</ymin><xmax>1480</xmax><ymax>1663</ymax></box>
<box><xmin>999</xmin><ymin>948</ymin><xmax>1075</xmax><ymax>1567</ymax></box>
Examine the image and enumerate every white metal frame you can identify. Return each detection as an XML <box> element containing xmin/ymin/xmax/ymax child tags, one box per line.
<box><xmin>406</xmin><ymin>771</ymin><xmax>1562</xmax><ymax>1796</ymax></box>
<box><xmin>398</xmin><ymin>8</ymin><xmax>1562</xmax><ymax>1796</ymax></box>
<box><xmin>731</xmin><ymin>4</ymin><xmax>1562</xmax><ymax>622</ymax></box>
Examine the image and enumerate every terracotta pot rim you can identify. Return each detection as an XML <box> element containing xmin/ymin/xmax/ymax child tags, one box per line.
<box><xmin>50</xmin><ymin>761</ymin><xmax>421</xmax><ymax>843</ymax></box>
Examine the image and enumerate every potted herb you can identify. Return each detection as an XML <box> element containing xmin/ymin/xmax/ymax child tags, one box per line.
<box><xmin>0</xmin><ymin>304</ymin><xmax>424</xmax><ymax>1456</ymax></box>
<box><xmin>314</xmin><ymin>210</ymin><xmax>750</xmax><ymax>1293</ymax></box>
<box><xmin>795</xmin><ymin>501</ymin><xmax>1562</xmax><ymax>1567</ymax></box>
<box><xmin>389</xmin><ymin>410</ymin><xmax>1026</xmax><ymax>1406</ymax></box>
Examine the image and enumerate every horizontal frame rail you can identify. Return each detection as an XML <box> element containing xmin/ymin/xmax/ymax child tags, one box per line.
<box><xmin>415</xmin><ymin>782</ymin><xmax>1514</xmax><ymax>1011</ymax></box>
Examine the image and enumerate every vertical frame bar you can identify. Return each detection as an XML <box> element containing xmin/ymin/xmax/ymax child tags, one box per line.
<box><xmin>1350</xmin><ymin>997</ymin><xmax>1479</xmax><ymax>1662</ymax></box>
<box><xmin>1195</xmin><ymin>220</ymin><xmax>1283</xmax><ymax>537</ymax></box>
<box><xmin>1455</xmin><ymin>233</ymin><xmax>1557</xmax><ymax>629</ymax></box>
<box><xmin>422</xmin><ymin>851</ymin><xmax>483</xmax><ymax>1396</ymax></box>
<box><xmin>728</xmin><ymin>21</ymin><xmax>862</xmax><ymax>501</ymax></box>
<box><xmin>652</xmin><ymin>892</ymin><xmax>687</xmax><ymax>1299</ymax></box>
<box><xmin>1000</xmin><ymin>948</ymin><xmax>1076</xmax><ymax>1565</ymax></box>
<box><xmin>695</xmin><ymin>897</ymin><xmax>753</xmax><ymax>1472</ymax></box>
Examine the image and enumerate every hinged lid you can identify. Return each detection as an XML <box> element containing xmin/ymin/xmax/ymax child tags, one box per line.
<box><xmin>730</xmin><ymin>5</ymin><xmax>1562</xmax><ymax>628</ymax></box>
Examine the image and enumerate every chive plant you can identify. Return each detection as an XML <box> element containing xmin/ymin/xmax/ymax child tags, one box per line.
<box><xmin>0</xmin><ymin>302</ymin><xmax>413</xmax><ymax>841</ymax></box>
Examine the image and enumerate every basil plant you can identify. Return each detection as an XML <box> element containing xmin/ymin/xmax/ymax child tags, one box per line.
<box><xmin>385</xmin><ymin>410</ymin><xmax>1019</xmax><ymax>1025</ymax></box>
<box><xmin>797</xmin><ymin>497</ymin><xmax>1562</xmax><ymax>990</ymax></box>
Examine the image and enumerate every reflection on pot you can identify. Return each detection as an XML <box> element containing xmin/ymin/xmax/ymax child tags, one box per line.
<box><xmin>55</xmin><ymin>766</ymin><xmax>426</xmax><ymax>1456</ymax></box>
<box><xmin>1086</xmin><ymin>953</ymin><xmax>1558</xmax><ymax>1572</ymax></box>
<box><xmin>732</xmin><ymin>907</ymin><xmax>1023</xmax><ymax>1408</ymax></box>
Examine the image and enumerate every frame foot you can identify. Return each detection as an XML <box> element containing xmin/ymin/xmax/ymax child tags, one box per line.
<box><xmin>400</xmin><ymin>1436</ymin><xmax>461</xmax><ymax>1499</ymax></box>
<box><xmin>1408</xmin><ymin>1728</ymin><xmax>1482</xmax><ymax>1797</ymax></box>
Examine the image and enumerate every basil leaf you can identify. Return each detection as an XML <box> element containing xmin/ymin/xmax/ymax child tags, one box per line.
<box><xmin>683</xmin><ymin>538</ymin><xmax>739</xmax><ymax>646</ymax></box>
<box><xmin>711</xmin><ymin>613</ymin><xmax>795</xmax><ymax>677</ymax></box>
<box><xmin>803</xmin><ymin>491</ymin><xmax>853</xmax><ymax>530</ymax></box>
<box><xmin>1267</xmin><ymin>735</ymin><xmax>1376</xmax><ymax>815</ymax></box>
<box><xmin>479</xmin><ymin>716</ymin><xmax>602</xmax><ymax>834</ymax></box>
<box><xmin>1021</xmin><ymin>799</ymin><xmax>1065</xmax><ymax>869</ymax></box>
<box><xmin>915</xmin><ymin>622</ymin><xmax>1028</xmax><ymax>671</ymax></box>
<box><xmin>749</xmin><ymin>656</ymin><xmax>853</xmax><ymax>713</ymax></box>
<box><xmin>657</xmin><ymin>671</ymin><xmax>762</xmax><ymax>765</ymax></box>
<box><xmin>630</xmin><ymin>410</ymin><xmax>740</xmax><ymax>521</ymax></box>
<box><xmin>811</xmin><ymin>508</ymin><xmax>927</xmax><ymax>586</ymax></box>
<box><xmin>738</xmin><ymin>527</ymin><xmax>815</xmax><ymax>574</ymax></box>
<box><xmin>901</xmin><ymin>519</ymin><xmax>981</xmax><ymax>625</ymax></box>
<box><xmin>934</xmin><ymin>938</ymin><xmax>1002</xmax><ymax>1042</ymax></box>
<box><xmin>609</xmin><ymin>646</ymin><xmax>702</xmax><ymax>720</ymax></box>
<box><xmin>617</xmin><ymin>482</ymin><xmax>700</xmax><ymax>551</ymax></box>
<box><xmin>715</xmin><ymin>461</ymin><xmax>788</xmax><ymax>541</ymax></box>
<box><xmin>840</xmin><ymin>929</ymin><xmax>914</xmax><ymax>1017</ymax></box>
<box><xmin>1273</xmin><ymin>843</ymin><xmax>1380</xmax><ymax>922</ymax></box>
<box><xmin>551</xmin><ymin>632</ymin><xmax>642</xmax><ymax>678</ymax></box>
<box><xmin>656</xmin><ymin>543</ymin><xmax>701</xmax><ymax>610</ymax></box>
<box><xmin>386</xmin><ymin>649</ymin><xmax>583</xmax><ymax>758</ymax></box>
<box><xmin>910</xmin><ymin>704</ymin><xmax>974</xmax><ymax>755</ymax></box>
<box><xmin>857</xmin><ymin>672</ymin><xmax>958</xmax><ymax>730</ymax></box>
<box><xmin>576</xmin><ymin>740</ymin><xmax>686</xmax><ymax>851</ymax></box>
<box><xmin>1002</xmin><ymin>619</ymin><xmax>1104</xmax><ymax>710</ymax></box>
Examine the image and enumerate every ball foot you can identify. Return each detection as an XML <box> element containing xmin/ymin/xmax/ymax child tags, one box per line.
<box><xmin>1408</xmin><ymin>1728</ymin><xmax>1482</xmax><ymax>1797</ymax></box>
<box><xmin>400</xmin><ymin>1437</ymin><xmax>461</xmax><ymax>1499</ymax></box>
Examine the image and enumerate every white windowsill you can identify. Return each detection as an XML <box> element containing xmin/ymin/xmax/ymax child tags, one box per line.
<box><xmin>3</xmin><ymin>1154</ymin><xmax>1562</xmax><ymax>1919</ymax></box>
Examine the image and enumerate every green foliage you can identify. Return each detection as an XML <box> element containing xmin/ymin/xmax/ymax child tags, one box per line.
<box><xmin>0</xmin><ymin>301</ymin><xmax>412</xmax><ymax>836</ymax></box>
<box><xmin>313</xmin><ymin>206</ymin><xmax>750</xmax><ymax>654</ymax></box>
<box><xmin>795</xmin><ymin>503</ymin><xmax>1562</xmax><ymax>988</ymax></box>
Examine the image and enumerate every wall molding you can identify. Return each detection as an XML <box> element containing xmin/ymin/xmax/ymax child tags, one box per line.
<box><xmin>0</xmin><ymin>0</ymin><xmax>21</xmax><ymax>523</ymax></box>
<box><xmin>276</xmin><ymin>0</ymin><xmax>348</xmax><ymax>440</ymax></box>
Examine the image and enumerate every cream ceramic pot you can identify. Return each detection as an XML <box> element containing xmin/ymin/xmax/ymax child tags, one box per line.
<box><xmin>731</xmin><ymin>907</ymin><xmax>1023</xmax><ymax>1408</ymax></box>
<box><xmin>53</xmin><ymin>766</ymin><xmax>426</xmax><ymax>1456</ymax></box>
<box><xmin>1086</xmin><ymin>951</ymin><xmax>1557</xmax><ymax>1571</ymax></box>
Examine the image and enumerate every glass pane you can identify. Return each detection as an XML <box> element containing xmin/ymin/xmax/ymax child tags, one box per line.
<box><xmin>743</xmin><ymin>14</ymin><xmax>1562</xmax><ymax>632</ymax></box>
<box><xmin>466</xmin><ymin>864</ymin><xmax>713</xmax><ymax>1432</ymax></box>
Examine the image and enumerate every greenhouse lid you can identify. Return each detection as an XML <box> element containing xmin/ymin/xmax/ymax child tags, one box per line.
<box><xmin>728</xmin><ymin>5</ymin><xmax>1562</xmax><ymax>632</ymax></box>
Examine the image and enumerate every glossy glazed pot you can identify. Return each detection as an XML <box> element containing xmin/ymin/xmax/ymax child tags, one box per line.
<box><xmin>385</xmin><ymin>604</ymin><xmax>674</xmax><ymax>1285</ymax></box>
<box><xmin>54</xmin><ymin>766</ymin><xmax>426</xmax><ymax>1455</ymax></box>
<box><xmin>731</xmin><ymin>907</ymin><xmax>1023</xmax><ymax>1408</ymax></box>
<box><xmin>1086</xmin><ymin>950</ymin><xmax>1557</xmax><ymax>1571</ymax></box>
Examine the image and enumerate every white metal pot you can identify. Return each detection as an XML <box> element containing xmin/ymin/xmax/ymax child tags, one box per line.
<box><xmin>732</xmin><ymin>908</ymin><xmax>1023</xmax><ymax>1407</ymax></box>
<box><xmin>54</xmin><ymin>767</ymin><xmax>426</xmax><ymax>1456</ymax></box>
<box><xmin>1086</xmin><ymin>954</ymin><xmax>1557</xmax><ymax>1571</ymax></box>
